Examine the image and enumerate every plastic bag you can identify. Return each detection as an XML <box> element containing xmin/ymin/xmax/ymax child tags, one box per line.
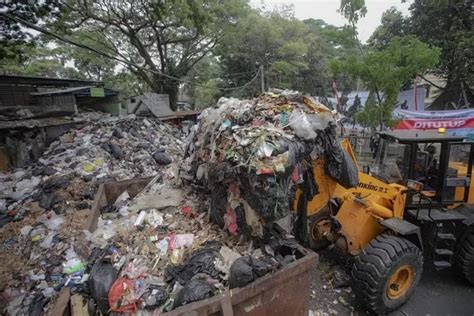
<box><xmin>173</xmin><ymin>279</ymin><xmax>214</xmax><ymax>308</ymax></box>
<box><xmin>165</xmin><ymin>248</ymin><xmax>220</xmax><ymax>285</ymax></box>
<box><xmin>169</xmin><ymin>233</ymin><xmax>194</xmax><ymax>249</ymax></box>
<box><xmin>214</xmin><ymin>246</ymin><xmax>241</xmax><ymax>279</ymax></box>
<box><xmin>40</xmin><ymin>232</ymin><xmax>56</xmax><ymax>249</ymax></box>
<box><xmin>108</xmin><ymin>277</ymin><xmax>145</xmax><ymax>313</ymax></box>
<box><xmin>289</xmin><ymin>109</ymin><xmax>317</xmax><ymax>140</ymax></box>
<box><xmin>89</xmin><ymin>261</ymin><xmax>118</xmax><ymax>315</ymax></box>
<box><xmin>228</xmin><ymin>256</ymin><xmax>271</xmax><ymax>289</ymax></box>
<box><xmin>44</xmin><ymin>215</ymin><xmax>64</xmax><ymax>231</ymax></box>
<box><xmin>327</xmin><ymin>151</ymin><xmax>359</xmax><ymax>189</ymax></box>
<box><xmin>143</xmin><ymin>285</ymin><xmax>168</xmax><ymax>309</ymax></box>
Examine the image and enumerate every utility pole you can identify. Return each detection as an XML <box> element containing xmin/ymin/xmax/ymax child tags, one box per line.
<box><xmin>260</xmin><ymin>65</ymin><xmax>265</xmax><ymax>94</ymax></box>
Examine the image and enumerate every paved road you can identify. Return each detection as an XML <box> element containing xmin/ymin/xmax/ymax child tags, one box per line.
<box><xmin>390</xmin><ymin>265</ymin><xmax>474</xmax><ymax>316</ymax></box>
<box><xmin>310</xmin><ymin>250</ymin><xmax>474</xmax><ymax>316</ymax></box>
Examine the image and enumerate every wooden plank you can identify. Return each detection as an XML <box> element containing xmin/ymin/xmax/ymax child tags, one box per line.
<box><xmin>49</xmin><ymin>287</ymin><xmax>70</xmax><ymax>316</ymax></box>
<box><xmin>71</xmin><ymin>294</ymin><xmax>89</xmax><ymax>316</ymax></box>
<box><xmin>84</xmin><ymin>184</ymin><xmax>107</xmax><ymax>232</ymax></box>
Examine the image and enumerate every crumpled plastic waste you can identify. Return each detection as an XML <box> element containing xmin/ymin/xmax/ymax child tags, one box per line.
<box><xmin>214</xmin><ymin>246</ymin><xmax>241</xmax><ymax>279</ymax></box>
<box><xmin>184</xmin><ymin>92</ymin><xmax>359</xmax><ymax>238</ymax></box>
<box><xmin>89</xmin><ymin>261</ymin><xmax>118</xmax><ymax>315</ymax></box>
<box><xmin>228</xmin><ymin>256</ymin><xmax>272</xmax><ymax>289</ymax></box>
<box><xmin>169</xmin><ymin>233</ymin><xmax>194</xmax><ymax>250</ymax></box>
<box><xmin>108</xmin><ymin>277</ymin><xmax>147</xmax><ymax>313</ymax></box>
<box><xmin>173</xmin><ymin>279</ymin><xmax>214</xmax><ymax>308</ymax></box>
<box><xmin>165</xmin><ymin>247</ymin><xmax>220</xmax><ymax>286</ymax></box>
<box><xmin>143</xmin><ymin>285</ymin><xmax>168</xmax><ymax>309</ymax></box>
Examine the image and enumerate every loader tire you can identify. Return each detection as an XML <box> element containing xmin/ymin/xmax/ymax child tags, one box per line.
<box><xmin>454</xmin><ymin>231</ymin><xmax>474</xmax><ymax>285</ymax></box>
<box><xmin>351</xmin><ymin>234</ymin><xmax>423</xmax><ymax>314</ymax></box>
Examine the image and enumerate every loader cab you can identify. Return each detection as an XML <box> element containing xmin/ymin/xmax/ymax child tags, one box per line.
<box><xmin>372</xmin><ymin>131</ymin><xmax>474</xmax><ymax>207</ymax></box>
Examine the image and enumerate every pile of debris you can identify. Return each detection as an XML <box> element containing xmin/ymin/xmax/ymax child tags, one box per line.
<box><xmin>0</xmin><ymin>113</ymin><xmax>187</xmax><ymax>227</ymax></box>
<box><xmin>0</xmin><ymin>112</ymin><xmax>188</xmax><ymax>314</ymax></box>
<box><xmin>82</xmin><ymin>178</ymin><xmax>305</xmax><ymax>314</ymax></box>
<box><xmin>183</xmin><ymin>92</ymin><xmax>358</xmax><ymax>238</ymax></box>
<box><xmin>1</xmin><ymin>91</ymin><xmax>356</xmax><ymax>315</ymax></box>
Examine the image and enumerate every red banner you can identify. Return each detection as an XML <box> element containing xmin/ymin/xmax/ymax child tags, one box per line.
<box><xmin>395</xmin><ymin>117</ymin><xmax>474</xmax><ymax>130</ymax></box>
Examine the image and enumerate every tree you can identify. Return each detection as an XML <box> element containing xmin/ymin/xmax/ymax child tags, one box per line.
<box><xmin>338</xmin><ymin>0</ymin><xmax>367</xmax><ymax>54</ymax></box>
<box><xmin>183</xmin><ymin>56</ymin><xmax>222</xmax><ymax>109</ymax></box>
<box><xmin>57</xmin><ymin>31</ymin><xmax>117</xmax><ymax>82</ymax></box>
<box><xmin>367</xmin><ymin>7</ymin><xmax>409</xmax><ymax>50</ymax></box>
<box><xmin>55</xmin><ymin>0</ymin><xmax>249</xmax><ymax>109</ymax></box>
<box><xmin>217</xmin><ymin>8</ymin><xmax>357</xmax><ymax>97</ymax></box>
<box><xmin>409</xmin><ymin>0</ymin><xmax>473</xmax><ymax>107</ymax></box>
<box><xmin>105</xmin><ymin>71</ymin><xmax>147</xmax><ymax>99</ymax></box>
<box><xmin>0</xmin><ymin>42</ymin><xmax>78</xmax><ymax>78</ymax></box>
<box><xmin>330</xmin><ymin>36</ymin><xmax>440</xmax><ymax>129</ymax></box>
<box><xmin>0</xmin><ymin>1</ymin><xmax>61</xmax><ymax>60</ymax></box>
<box><xmin>303</xmin><ymin>19</ymin><xmax>359</xmax><ymax>95</ymax></box>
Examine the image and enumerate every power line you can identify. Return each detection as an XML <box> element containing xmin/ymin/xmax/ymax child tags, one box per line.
<box><xmin>1</xmin><ymin>12</ymin><xmax>261</xmax><ymax>92</ymax></box>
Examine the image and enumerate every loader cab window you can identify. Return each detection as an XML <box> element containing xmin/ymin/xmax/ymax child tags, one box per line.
<box><xmin>442</xmin><ymin>143</ymin><xmax>472</xmax><ymax>202</ymax></box>
<box><xmin>413</xmin><ymin>143</ymin><xmax>441</xmax><ymax>190</ymax></box>
<box><xmin>372</xmin><ymin>138</ymin><xmax>411</xmax><ymax>184</ymax></box>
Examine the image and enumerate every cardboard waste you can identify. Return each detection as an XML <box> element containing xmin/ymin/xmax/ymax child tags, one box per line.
<box><xmin>0</xmin><ymin>91</ymin><xmax>353</xmax><ymax>315</ymax></box>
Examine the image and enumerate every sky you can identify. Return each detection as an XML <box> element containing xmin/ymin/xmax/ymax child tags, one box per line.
<box><xmin>250</xmin><ymin>0</ymin><xmax>413</xmax><ymax>42</ymax></box>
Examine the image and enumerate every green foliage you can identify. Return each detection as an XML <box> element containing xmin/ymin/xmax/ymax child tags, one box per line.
<box><xmin>217</xmin><ymin>9</ymin><xmax>358</xmax><ymax>98</ymax></box>
<box><xmin>58</xmin><ymin>31</ymin><xmax>116</xmax><ymax>82</ymax></box>
<box><xmin>368</xmin><ymin>0</ymin><xmax>473</xmax><ymax>101</ymax></box>
<box><xmin>331</xmin><ymin>36</ymin><xmax>440</xmax><ymax>129</ymax></box>
<box><xmin>105</xmin><ymin>72</ymin><xmax>147</xmax><ymax>99</ymax></box>
<box><xmin>55</xmin><ymin>0</ymin><xmax>249</xmax><ymax>108</ymax></box>
<box><xmin>339</xmin><ymin>0</ymin><xmax>367</xmax><ymax>25</ymax></box>
<box><xmin>0</xmin><ymin>0</ymin><xmax>61</xmax><ymax>60</ymax></box>
<box><xmin>368</xmin><ymin>7</ymin><xmax>409</xmax><ymax>50</ymax></box>
<box><xmin>409</xmin><ymin>0</ymin><xmax>473</xmax><ymax>87</ymax></box>
<box><xmin>0</xmin><ymin>43</ymin><xmax>78</xmax><ymax>78</ymax></box>
<box><xmin>184</xmin><ymin>56</ymin><xmax>222</xmax><ymax>109</ymax></box>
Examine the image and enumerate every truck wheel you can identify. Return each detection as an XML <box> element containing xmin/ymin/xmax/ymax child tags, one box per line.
<box><xmin>307</xmin><ymin>208</ymin><xmax>331</xmax><ymax>250</ymax></box>
<box><xmin>454</xmin><ymin>231</ymin><xmax>474</xmax><ymax>284</ymax></box>
<box><xmin>351</xmin><ymin>234</ymin><xmax>423</xmax><ymax>314</ymax></box>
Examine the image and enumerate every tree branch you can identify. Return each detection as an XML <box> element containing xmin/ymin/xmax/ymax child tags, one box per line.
<box><xmin>417</xmin><ymin>73</ymin><xmax>445</xmax><ymax>90</ymax></box>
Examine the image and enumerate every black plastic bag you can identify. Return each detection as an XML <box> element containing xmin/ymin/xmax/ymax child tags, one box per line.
<box><xmin>334</xmin><ymin>151</ymin><xmax>359</xmax><ymax>188</ymax></box>
<box><xmin>88</xmin><ymin>261</ymin><xmax>118</xmax><ymax>315</ymax></box>
<box><xmin>173</xmin><ymin>279</ymin><xmax>214</xmax><ymax>308</ymax></box>
<box><xmin>144</xmin><ymin>285</ymin><xmax>169</xmax><ymax>309</ymax></box>
<box><xmin>165</xmin><ymin>248</ymin><xmax>220</xmax><ymax>285</ymax></box>
<box><xmin>228</xmin><ymin>256</ymin><xmax>271</xmax><ymax>289</ymax></box>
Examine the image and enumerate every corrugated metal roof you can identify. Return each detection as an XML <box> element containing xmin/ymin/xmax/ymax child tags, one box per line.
<box><xmin>31</xmin><ymin>86</ymin><xmax>95</xmax><ymax>96</ymax></box>
<box><xmin>31</xmin><ymin>86</ymin><xmax>118</xmax><ymax>96</ymax></box>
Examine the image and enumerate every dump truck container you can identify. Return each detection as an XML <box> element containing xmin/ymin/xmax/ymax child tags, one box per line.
<box><xmin>85</xmin><ymin>178</ymin><xmax>318</xmax><ymax>316</ymax></box>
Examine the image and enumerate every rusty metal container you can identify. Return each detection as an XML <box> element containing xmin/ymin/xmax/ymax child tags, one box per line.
<box><xmin>164</xmin><ymin>249</ymin><xmax>317</xmax><ymax>316</ymax></box>
<box><xmin>85</xmin><ymin>178</ymin><xmax>318</xmax><ymax>316</ymax></box>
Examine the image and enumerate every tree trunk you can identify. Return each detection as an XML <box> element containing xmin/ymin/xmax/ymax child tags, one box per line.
<box><xmin>164</xmin><ymin>81</ymin><xmax>179</xmax><ymax>111</ymax></box>
<box><xmin>152</xmin><ymin>76</ymin><xmax>180</xmax><ymax>111</ymax></box>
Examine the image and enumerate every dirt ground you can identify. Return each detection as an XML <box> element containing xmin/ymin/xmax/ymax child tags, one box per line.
<box><xmin>309</xmin><ymin>248</ymin><xmax>474</xmax><ymax>316</ymax></box>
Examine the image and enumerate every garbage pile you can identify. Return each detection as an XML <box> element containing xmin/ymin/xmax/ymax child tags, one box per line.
<box><xmin>0</xmin><ymin>91</ymin><xmax>357</xmax><ymax>315</ymax></box>
<box><xmin>82</xmin><ymin>179</ymin><xmax>305</xmax><ymax>314</ymax></box>
<box><xmin>183</xmin><ymin>93</ymin><xmax>358</xmax><ymax>238</ymax></box>
<box><xmin>1</xmin><ymin>165</ymin><xmax>305</xmax><ymax>315</ymax></box>
<box><xmin>0</xmin><ymin>112</ymin><xmax>188</xmax><ymax>314</ymax></box>
<box><xmin>0</xmin><ymin>113</ymin><xmax>186</xmax><ymax>227</ymax></box>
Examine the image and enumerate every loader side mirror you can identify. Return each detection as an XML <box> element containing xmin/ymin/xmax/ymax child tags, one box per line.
<box><xmin>363</xmin><ymin>165</ymin><xmax>370</xmax><ymax>174</ymax></box>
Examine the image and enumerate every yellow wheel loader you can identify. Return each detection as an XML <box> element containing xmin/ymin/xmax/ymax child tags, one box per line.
<box><xmin>294</xmin><ymin>131</ymin><xmax>474</xmax><ymax>313</ymax></box>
